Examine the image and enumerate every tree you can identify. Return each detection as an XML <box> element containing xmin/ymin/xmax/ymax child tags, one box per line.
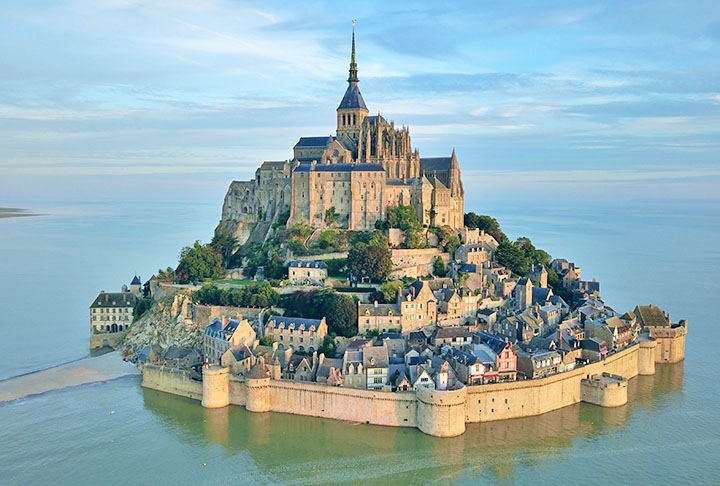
<box><xmin>380</xmin><ymin>280</ymin><xmax>404</xmax><ymax>304</ymax></box>
<box><xmin>176</xmin><ymin>241</ymin><xmax>223</xmax><ymax>283</ymax></box>
<box><xmin>284</xmin><ymin>289</ymin><xmax>357</xmax><ymax>338</ymax></box>
<box><xmin>404</xmin><ymin>228</ymin><xmax>426</xmax><ymax>249</ymax></box>
<box><xmin>210</xmin><ymin>232</ymin><xmax>239</xmax><ymax>269</ymax></box>
<box><xmin>464</xmin><ymin>213</ymin><xmax>506</xmax><ymax>242</ymax></box>
<box><xmin>156</xmin><ymin>267</ymin><xmax>176</xmax><ymax>283</ymax></box>
<box><xmin>318</xmin><ymin>334</ymin><xmax>337</xmax><ymax>358</ymax></box>
<box><xmin>324</xmin><ymin>206</ymin><xmax>338</xmax><ymax>226</ymax></box>
<box><xmin>133</xmin><ymin>297</ymin><xmax>154</xmax><ymax>321</ymax></box>
<box><xmin>384</xmin><ymin>205</ymin><xmax>421</xmax><ymax>231</ymax></box>
<box><xmin>437</xmin><ymin>225</ymin><xmax>461</xmax><ymax>254</ymax></box>
<box><xmin>347</xmin><ymin>234</ymin><xmax>392</xmax><ymax>282</ymax></box>
<box><xmin>321</xmin><ymin>291</ymin><xmax>357</xmax><ymax>337</ymax></box>
<box><xmin>494</xmin><ymin>239</ymin><xmax>529</xmax><ymax>276</ymax></box>
<box><xmin>433</xmin><ymin>256</ymin><xmax>446</xmax><ymax>277</ymax></box>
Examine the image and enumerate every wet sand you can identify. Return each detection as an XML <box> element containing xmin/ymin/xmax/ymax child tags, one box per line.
<box><xmin>0</xmin><ymin>208</ymin><xmax>39</xmax><ymax>219</ymax></box>
<box><xmin>0</xmin><ymin>352</ymin><xmax>140</xmax><ymax>402</ymax></box>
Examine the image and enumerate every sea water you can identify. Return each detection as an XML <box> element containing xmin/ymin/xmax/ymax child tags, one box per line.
<box><xmin>1</xmin><ymin>173</ymin><xmax>719</xmax><ymax>484</ymax></box>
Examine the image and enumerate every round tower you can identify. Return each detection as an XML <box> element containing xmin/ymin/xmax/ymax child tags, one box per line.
<box><xmin>638</xmin><ymin>334</ymin><xmax>657</xmax><ymax>376</ymax></box>
<box><xmin>245</xmin><ymin>362</ymin><xmax>271</xmax><ymax>413</ymax></box>
<box><xmin>415</xmin><ymin>385</ymin><xmax>467</xmax><ymax>437</ymax></box>
<box><xmin>202</xmin><ymin>365</ymin><xmax>230</xmax><ymax>408</ymax></box>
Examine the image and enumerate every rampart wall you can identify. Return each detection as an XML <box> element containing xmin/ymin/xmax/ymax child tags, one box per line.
<box><xmin>141</xmin><ymin>331</ymin><xmax>684</xmax><ymax>437</ymax></box>
<box><xmin>267</xmin><ymin>380</ymin><xmax>418</xmax><ymax>428</ymax></box>
<box><xmin>142</xmin><ymin>365</ymin><xmax>203</xmax><ymax>401</ymax></box>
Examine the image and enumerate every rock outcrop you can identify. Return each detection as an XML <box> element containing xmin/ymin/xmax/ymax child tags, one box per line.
<box><xmin>120</xmin><ymin>292</ymin><xmax>203</xmax><ymax>361</ymax></box>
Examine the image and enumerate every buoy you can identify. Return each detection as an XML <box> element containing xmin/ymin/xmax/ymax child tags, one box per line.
<box><xmin>203</xmin><ymin>463</ymin><xmax>207</xmax><ymax>467</ymax></box>
<box><xmin>108</xmin><ymin>411</ymin><xmax>115</xmax><ymax>415</ymax></box>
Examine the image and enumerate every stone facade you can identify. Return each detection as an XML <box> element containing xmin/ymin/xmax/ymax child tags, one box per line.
<box><xmin>89</xmin><ymin>279</ymin><xmax>141</xmax><ymax>349</ymax></box>
<box><xmin>216</xmin><ymin>30</ymin><xmax>464</xmax><ymax>244</ymax></box>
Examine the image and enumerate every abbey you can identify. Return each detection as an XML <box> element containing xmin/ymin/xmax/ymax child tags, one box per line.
<box><xmin>217</xmin><ymin>30</ymin><xmax>464</xmax><ymax>244</ymax></box>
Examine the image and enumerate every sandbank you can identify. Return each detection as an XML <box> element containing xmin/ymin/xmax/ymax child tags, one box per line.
<box><xmin>0</xmin><ymin>352</ymin><xmax>140</xmax><ymax>403</ymax></box>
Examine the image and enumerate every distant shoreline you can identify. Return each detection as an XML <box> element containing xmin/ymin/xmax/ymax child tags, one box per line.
<box><xmin>0</xmin><ymin>208</ymin><xmax>40</xmax><ymax>219</ymax></box>
<box><xmin>0</xmin><ymin>352</ymin><xmax>140</xmax><ymax>403</ymax></box>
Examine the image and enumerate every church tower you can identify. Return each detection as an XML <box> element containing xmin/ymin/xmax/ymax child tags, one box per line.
<box><xmin>336</xmin><ymin>23</ymin><xmax>369</xmax><ymax>154</ymax></box>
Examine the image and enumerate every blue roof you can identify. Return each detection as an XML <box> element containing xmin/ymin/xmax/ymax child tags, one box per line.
<box><xmin>294</xmin><ymin>162</ymin><xmax>385</xmax><ymax>173</ymax></box>
<box><xmin>338</xmin><ymin>82</ymin><xmax>367</xmax><ymax>110</ymax></box>
<box><xmin>295</xmin><ymin>136</ymin><xmax>334</xmax><ymax>148</ymax></box>
<box><xmin>268</xmin><ymin>315</ymin><xmax>324</xmax><ymax>329</ymax></box>
<box><xmin>131</xmin><ymin>275</ymin><xmax>142</xmax><ymax>285</ymax></box>
<box><xmin>420</xmin><ymin>157</ymin><xmax>452</xmax><ymax>172</ymax></box>
<box><xmin>288</xmin><ymin>260</ymin><xmax>328</xmax><ymax>269</ymax></box>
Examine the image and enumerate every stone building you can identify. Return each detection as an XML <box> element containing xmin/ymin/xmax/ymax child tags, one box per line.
<box><xmin>89</xmin><ymin>278</ymin><xmax>141</xmax><ymax>349</ymax></box>
<box><xmin>216</xmin><ymin>28</ymin><xmax>465</xmax><ymax>243</ymax></box>
<box><xmin>287</xmin><ymin>260</ymin><xmax>328</xmax><ymax>285</ymax></box>
<box><xmin>264</xmin><ymin>316</ymin><xmax>328</xmax><ymax>354</ymax></box>
<box><xmin>203</xmin><ymin>317</ymin><xmax>256</xmax><ymax>363</ymax></box>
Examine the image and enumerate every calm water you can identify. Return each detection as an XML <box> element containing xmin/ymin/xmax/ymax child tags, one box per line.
<box><xmin>1</xmin><ymin>174</ymin><xmax>719</xmax><ymax>484</ymax></box>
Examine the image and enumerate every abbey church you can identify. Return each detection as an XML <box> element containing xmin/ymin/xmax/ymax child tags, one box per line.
<box><xmin>217</xmin><ymin>29</ymin><xmax>465</xmax><ymax>244</ymax></box>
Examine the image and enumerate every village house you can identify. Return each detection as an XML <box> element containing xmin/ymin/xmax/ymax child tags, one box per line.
<box><xmin>357</xmin><ymin>301</ymin><xmax>402</xmax><ymax>334</ymax></box>
<box><xmin>264</xmin><ymin>315</ymin><xmax>328</xmax><ymax>354</ymax></box>
<box><xmin>89</xmin><ymin>282</ymin><xmax>140</xmax><ymax>338</ymax></box>
<box><xmin>203</xmin><ymin>317</ymin><xmax>256</xmax><ymax>363</ymax></box>
<box><xmin>220</xmin><ymin>342</ymin><xmax>256</xmax><ymax>376</ymax></box>
<box><xmin>363</xmin><ymin>343</ymin><xmax>390</xmax><ymax>390</ymax></box>
<box><xmin>476</xmin><ymin>333</ymin><xmax>518</xmax><ymax>382</ymax></box>
<box><xmin>342</xmin><ymin>338</ymin><xmax>372</xmax><ymax>389</ymax></box>
<box><xmin>516</xmin><ymin>348</ymin><xmax>562</xmax><ymax>379</ymax></box>
<box><xmin>514</xmin><ymin>277</ymin><xmax>533</xmax><ymax>311</ymax></box>
<box><xmin>397</xmin><ymin>280</ymin><xmax>437</xmax><ymax>332</ymax></box>
<box><xmin>431</xmin><ymin>326</ymin><xmax>473</xmax><ymax>349</ymax></box>
<box><xmin>287</xmin><ymin>260</ymin><xmax>328</xmax><ymax>285</ymax></box>
<box><xmin>580</xmin><ymin>337</ymin><xmax>608</xmax><ymax>362</ymax></box>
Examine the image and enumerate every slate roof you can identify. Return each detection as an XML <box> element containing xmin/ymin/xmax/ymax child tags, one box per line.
<box><xmin>338</xmin><ymin>82</ymin><xmax>367</xmax><ymax>110</ymax></box>
<box><xmin>358</xmin><ymin>303</ymin><xmax>401</xmax><ymax>317</ymax></box>
<box><xmin>294</xmin><ymin>136</ymin><xmax>334</xmax><ymax>148</ymax></box>
<box><xmin>131</xmin><ymin>275</ymin><xmax>142</xmax><ymax>285</ymax></box>
<box><xmin>288</xmin><ymin>260</ymin><xmax>328</xmax><ymax>269</ymax></box>
<box><xmin>247</xmin><ymin>363</ymin><xmax>270</xmax><ymax>379</ymax></box>
<box><xmin>90</xmin><ymin>292</ymin><xmax>138</xmax><ymax>309</ymax></box>
<box><xmin>386</xmin><ymin>178</ymin><xmax>416</xmax><ymax>186</ymax></box>
<box><xmin>532</xmin><ymin>287</ymin><xmax>552</xmax><ymax>304</ymax></box>
<box><xmin>434</xmin><ymin>326</ymin><xmax>472</xmax><ymax>340</ymax></box>
<box><xmin>293</xmin><ymin>162</ymin><xmax>385</xmax><ymax>173</ymax></box>
<box><xmin>363</xmin><ymin>344</ymin><xmax>389</xmax><ymax>368</ymax></box>
<box><xmin>635</xmin><ymin>305</ymin><xmax>670</xmax><ymax>327</ymax></box>
<box><xmin>267</xmin><ymin>315</ymin><xmax>324</xmax><ymax>330</ymax></box>
<box><xmin>420</xmin><ymin>157</ymin><xmax>452</xmax><ymax>172</ymax></box>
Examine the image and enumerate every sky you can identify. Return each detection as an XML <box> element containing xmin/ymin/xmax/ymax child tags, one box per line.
<box><xmin>1</xmin><ymin>0</ymin><xmax>719</xmax><ymax>205</ymax></box>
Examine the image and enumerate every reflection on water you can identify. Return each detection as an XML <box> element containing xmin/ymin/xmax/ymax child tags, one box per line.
<box><xmin>141</xmin><ymin>363</ymin><xmax>686</xmax><ymax>483</ymax></box>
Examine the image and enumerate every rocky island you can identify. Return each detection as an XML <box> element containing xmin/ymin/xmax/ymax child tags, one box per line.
<box><xmin>90</xmin><ymin>30</ymin><xmax>687</xmax><ymax>437</ymax></box>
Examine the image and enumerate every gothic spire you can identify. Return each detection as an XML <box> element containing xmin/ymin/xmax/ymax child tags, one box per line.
<box><xmin>348</xmin><ymin>20</ymin><xmax>359</xmax><ymax>83</ymax></box>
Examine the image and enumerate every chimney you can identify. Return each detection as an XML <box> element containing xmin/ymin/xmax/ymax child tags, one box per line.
<box><xmin>223</xmin><ymin>316</ymin><xmax>230</xmax><ymax>326</ymax></box>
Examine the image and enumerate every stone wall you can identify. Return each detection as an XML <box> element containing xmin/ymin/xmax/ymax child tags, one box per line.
<box><xmin>90</xmin><ymin>332</ymin><xmax>123</xmax><ymax>350</ymax></box>
<box><xmin>266</xmin><ymin>380</ymin><xmax>418</xmax><ymax>428</ymax></box>
<box><xmin>144</xmin><ymin>330</ymin><xmax>686</xmax><ymax>437</ymax></box>
<box><xmin>390</xmin><ymin>248</ymin><xmax>450</xmax><ymax>279</ymax></box>
<box><xmin>141</xmin><ymin>365</ymin><xmax>203</xmax><ymax>401</ymax></box>
<box><xmin>464</xmin><ymin>344</ymin><xmax>640</xmax><ymax>423</ymax></box>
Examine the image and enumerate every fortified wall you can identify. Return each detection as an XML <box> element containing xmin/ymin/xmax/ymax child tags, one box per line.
<box><xmin>141</xmin><ymin>327</ymin><xmax>684</xmax><ymax>437</ymax></box>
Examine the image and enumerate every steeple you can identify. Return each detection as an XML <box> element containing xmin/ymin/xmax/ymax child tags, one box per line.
<box><xmin>348</xmin><ymin>21</ymin><xmax>358</xmax><ymax>83</ymax></box>
<box><xmin>336</xmin><ymin>21</ymin><xmax>369</xmax><ymax>152</ymax></box>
